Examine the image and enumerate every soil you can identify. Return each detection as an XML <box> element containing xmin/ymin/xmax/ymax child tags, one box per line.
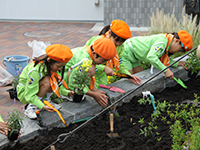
<box><xmin>2</xmin><ymin>75</ymin><xmax>200</xmax><ymax>150</ymax></box>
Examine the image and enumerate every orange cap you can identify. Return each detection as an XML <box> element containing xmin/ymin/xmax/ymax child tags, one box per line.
<box><xmin>178</xmin><ymin>30</ymin><xmax>193</xmax><ymax>51</ymax></box>
<box><xmin>110</xmin><ymin>20</ymin><xmax>131</xmax><ymax>39</ymax></box>
<box><xmin>45</xmin><ymin>44</ymin><xmax>73</xmax><ymax>62</ymax></box>
<box><xmin>93</xmin><ymin>38</ymin><xmax>116</xmax><ymax>60</ymax></box>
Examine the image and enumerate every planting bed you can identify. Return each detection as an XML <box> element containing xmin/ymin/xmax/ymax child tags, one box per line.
<box><xmin>3</xmin><ymin>76</ymin><xmax>200</xmax><ymax>150</ymax></box>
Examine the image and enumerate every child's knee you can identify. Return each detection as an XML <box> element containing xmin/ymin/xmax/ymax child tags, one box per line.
<box><xmin>39</xmin><ymin>76</ymin><xmax>51</xmax><ymax>89</ymax></box>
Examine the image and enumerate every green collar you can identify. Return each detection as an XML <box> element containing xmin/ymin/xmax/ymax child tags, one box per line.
<box><xmin>166</xmin><ymin>41</ymin><xmax>172</xmax><ymax>54</ymax></box>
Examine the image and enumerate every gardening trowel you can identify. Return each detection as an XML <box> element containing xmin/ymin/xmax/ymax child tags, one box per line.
<box><xmin>107</xmin><ymin>113</ymin><xmax>119</xmax><ymax>138</ymax></box>
<box><xmin>173</xmin><ymin>77</ymin><xmax>187</xmax><ymax>89</ymax></box>
<box><xmin>113</xmin><ymin>72</ymin><xmax>132</xmax><ymax>79</ymax></box>
<box><xmin>43</xmin><ymin>100</ymin><xmax>68</xmax><ymax>127</ymax></box>
<box><xmin>99</xmin><ymin>84</ymin><xmax>126</xmax><ymax>93</ymax></box>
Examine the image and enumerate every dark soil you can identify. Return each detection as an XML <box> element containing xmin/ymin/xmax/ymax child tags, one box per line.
<box><xmin>3</xmin><ymin>76</ymin><xmax>200</xmax><ymax>150</ymax></box>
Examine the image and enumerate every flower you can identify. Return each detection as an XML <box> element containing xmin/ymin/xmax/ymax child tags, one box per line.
<box><xmin>72</xmin><ymin>59</ymin><xmax>92</xmax><ymax>95</ymax></box>
<box><xmin>107</xmin><ymin>75</ymin><xmax>119</xmax><ymax>84</ymax></box>
<box><xmin>6</xmin><ymin>108</ymin><xmax>25</xmax><ymax>135</ymax></box>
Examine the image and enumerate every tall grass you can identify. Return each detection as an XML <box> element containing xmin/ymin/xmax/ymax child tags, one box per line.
<box><xmin>146</xmin><ymin>6</ymin><xmax>200</xmax><ymax>48</ymax></box>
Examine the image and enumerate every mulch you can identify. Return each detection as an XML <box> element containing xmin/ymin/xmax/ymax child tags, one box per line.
<box><xmin>3</xmin><ymin>75</ymin><xmax>200</xmax><ymax>150</ymax></box>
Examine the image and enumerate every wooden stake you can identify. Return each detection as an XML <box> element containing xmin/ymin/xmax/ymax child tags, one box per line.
<box><xmin>50</xmin><ymin>145</ymin><xmax>56</xmax><ymax>150</ymax></box>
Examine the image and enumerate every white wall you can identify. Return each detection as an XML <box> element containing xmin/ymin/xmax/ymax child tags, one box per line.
<box><xmin>0</xmin><ymin>0</ymin><xmax>104</xmax><ymax>21</ymax></box>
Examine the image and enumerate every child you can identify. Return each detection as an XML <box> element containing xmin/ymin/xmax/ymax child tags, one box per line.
<box><xmin>63</xmin><ymin>38</ymin><xmax>117</xmax><ymax>107</ymax></box>
<box><xmin>85</xmin><ymin>19</ymin><xmax>142</xmax><ymax>88</ymax></box>
<box><xmin>122</xmin><ymin>30</ymin><xmax>193</xmax><ymax>79</ymax></box>
<box><xmin>17</xmin><ymin>44</ymin><xmax>74</xmax><ymax>119</ymax></box>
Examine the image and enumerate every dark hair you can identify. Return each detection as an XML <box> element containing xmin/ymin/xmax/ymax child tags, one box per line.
<box><xmin>34</xmin><ymin>56</ymin><xmax>65</xmax><ymax>79</ymax></box>
<box><xmin>99</xmin><ymin>25</ymin><xmax>110</xmax><ymax>35</ymax></box>
<box><xmin>99</xmin><ymin>25</ymin><xmax>126</xmax><ymax>43</ymax></box>
<box><xmin>91</xmin><ymin>46</ymin><xmax>101</xmax><ymax>58</ymax></box>
<box><xmin>167</xmin><ymin>32</ymin><xmax>185</xmax><ymax>55</ymax></box>
<box><xmin>111</xmin><ymin>31</ymin><xmax>126</xmax><ymax>43</ymax></box>
<box><xmin>171</xmin><ymin>32</ymin><xmax>179</xmax><ymax>39</ymax></box>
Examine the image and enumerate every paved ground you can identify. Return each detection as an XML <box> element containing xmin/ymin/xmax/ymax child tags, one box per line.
<box><xmin>0</xmin><ymin>21</ymin><xmax>146</xmax><ymax>121</ymax></box>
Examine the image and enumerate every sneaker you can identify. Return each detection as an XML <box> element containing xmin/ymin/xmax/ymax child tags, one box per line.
<box><xmin>24</xmin><ymin>104</ymin><xmax>38</xmax><ymax>119</ymax></box>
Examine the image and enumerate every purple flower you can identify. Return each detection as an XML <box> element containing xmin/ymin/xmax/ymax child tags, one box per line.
<box><xmin>20</xmin><ymin>106</ymin><xmax>23</xmax><ymax>111</ymax></box>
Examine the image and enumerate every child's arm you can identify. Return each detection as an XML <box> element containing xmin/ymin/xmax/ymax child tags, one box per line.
<box><xmin>59</xmin><ymin>85</ymin><xmax>74</xmax><ymax>97</ymax></box>
<box><xmin>23</xmin><ymin>71</ymin><xmax>45</xmax><ymax>109</ymax></box>
<box><xmin>117</xmin><ymin>44</ymin><xmax>132</xmax><ymax>75</ymax></box>
<box><xmin>164</xmin><ymin>68</ymin><xmax>174</xmax><ymax>80</ymax></box>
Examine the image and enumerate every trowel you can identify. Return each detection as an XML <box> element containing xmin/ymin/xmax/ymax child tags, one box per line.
<box><xmin>113</xmin><ymin>72</ymin><xmax>132</xmax><ymax>79</ymax></box>
<box><xmin>107</xmin><ymin>113</ymin><xmax>119</xmax><ymax>138</ymax></box>
<box><xmin>173</xmin><ymin>77</ymin><xmax>187</xmax><ymax>89</ymax></box>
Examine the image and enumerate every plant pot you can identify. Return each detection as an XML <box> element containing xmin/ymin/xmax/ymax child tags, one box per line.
<box><xmin>7</xmin><ymin>129</ymin><xmax>20</xmax><ymax>141</ymax></box>
<box><xmin>73</xmin><ymin>93</ymin><xmax>85</xmax><ymax>102</ymax></box>
<box><xmin>6</xmin><ymin>88</ymin><xmax>19</xmax><ymax>100</ymax></box>
<box><xmin>188</xmin><ymin>70</ymin><xmax>199</xmax><ymax>79</ymax></box>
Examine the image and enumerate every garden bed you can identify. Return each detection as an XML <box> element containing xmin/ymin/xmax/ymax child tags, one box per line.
<box><xmin>3</xmin><ymin>76</ymin><xmax>200</xmax><ymax>150</ymax></box>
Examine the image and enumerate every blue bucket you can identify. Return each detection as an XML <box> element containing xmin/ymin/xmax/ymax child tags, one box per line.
<box><xmin>3</xmin><ymin>55</ymin><xmax>30</xmax><ymax>76</ymax></box>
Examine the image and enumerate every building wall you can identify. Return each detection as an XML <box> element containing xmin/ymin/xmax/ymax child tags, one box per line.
<box><xmin>0</xmin><ymin>0</ymin><xmax>185</xmax><ymax>27</ymax></box>
<box><xmin>0</xmin><ymin>0</ymin><xmax>104</xmax><ymax>21</ymax></box>
<box><xmin>104</xmin><ymin>0</ymin><xmax>184</xmax><ymax>27</ymax></box>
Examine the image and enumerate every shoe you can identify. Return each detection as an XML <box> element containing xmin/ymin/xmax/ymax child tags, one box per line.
<box><xmin>24</xmin><ymin>104</ymin><xmax>38</xmax><ymax>119</ymax></box>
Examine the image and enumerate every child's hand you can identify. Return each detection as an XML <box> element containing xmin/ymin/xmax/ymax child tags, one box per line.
<box><xmin>14</xmin><ymin>131</ymin><xmax>22</xmax><ymax>142</ymax></box>
<box><xmin>0</xmin><ymin>121</ymin><xmax>8</xmax><ymax>135</ymax></box>
<box><xmin>104</xmin><ymin>66</ymin><xmax>114</xmax><ymax>76</ymax></box>
<box><xmin>128</xmin><ymin>75</ymin><xmax>142</xmax><ymax>85</ymax></box>
<box><xmin>43</xmin><ymin>105</ymin><xmax>55</xmax><ymax>112</ymax></box>
<box><xmin>164</xmin><ymin>68</ymin><xmax>174</xmax><ymax>80</ymax></box>
<box><xmin>68</xmin><ymin>91</ymin><xmax>74</xmax><ymax>97</ymax></box>
<box><xmin>93</xmin><ymin>90</ymin><xmax>108</xmax><ymax>107</ymax></box>
<box><xmin>178</xmin><ymin>61</ymin><xmax>188</xmax><ymax>70</ymax></box>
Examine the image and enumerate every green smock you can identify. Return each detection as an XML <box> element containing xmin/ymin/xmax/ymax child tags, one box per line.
<box><xmin>17</xmin><ymin>62</ymin><xmax>70</xmax><ymax>109</ymax></box>
<box><xmin>122</xmin><ymin>34</ymin><xmax>178</xmax><ymax>71</ymax></box>
<box><xmin>85</xmin><ymin>35</ymin><xmax>131</xmax><ymax>88</ymax></box>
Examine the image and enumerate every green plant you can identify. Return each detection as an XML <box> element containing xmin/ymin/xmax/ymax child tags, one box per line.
<box><xmin>12</xmin><ymin>75</ymin><xmax>19</xmax><ymax>91</ymax></box>
<box><xmin>140</xmin><ymin>61</ymin><xmax>151</xmax><ymax>70</ymax></box>
<box><xmin>107</xmin><ymin>75</ymin><xmax>120</xmax><ymax>84</ymax></box>
<box><xmin>12</xmin><ymin>68</ymin><xmax>22</xmax><ymax>91</ymax></box>
<box><xmin>136</xmin><ymin>93</ymin><xmax>200</xmax><ymax>150</ymax></box>
<box><xmin>50</xmin><ymin>93</ymin><xmax>63</xmax><ymax>104</ymax></box>
<box><xmin>186</xmin><ymin>50</ymin><xmax>200</xmax><ymax>74</ymax></box>
<box><xmin>7</xmin><ymin>108</ymin><xmax>24</xmax><ymax>135</ymax></box>
<box><xmin>72</xmin><ymin>59</ymin><xmax>92</xmax><ymax>95</ymax></box>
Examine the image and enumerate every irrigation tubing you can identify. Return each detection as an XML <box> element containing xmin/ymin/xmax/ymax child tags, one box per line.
<box><xmin>43</xmin><ymin>46</ymin><xmax>198</xmax><ymax>150</ymax></box>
